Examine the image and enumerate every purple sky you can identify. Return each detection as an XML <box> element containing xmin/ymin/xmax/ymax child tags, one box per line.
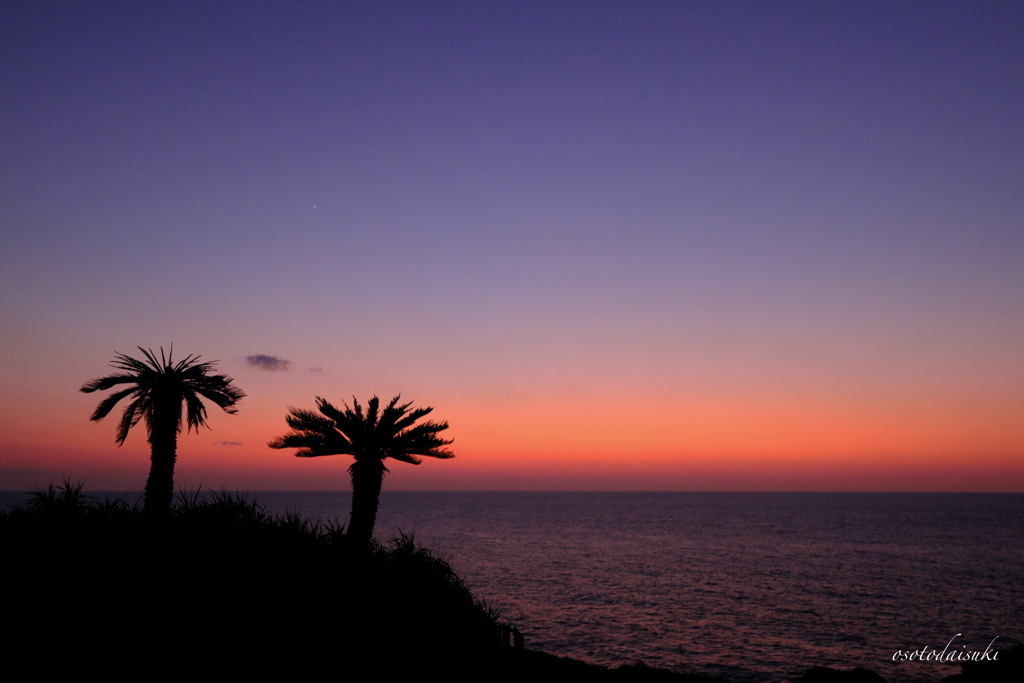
<box><xmin>2</xmin><ymin>2</ymin><xmax>1022</xmax><ymax>491</ymax></box>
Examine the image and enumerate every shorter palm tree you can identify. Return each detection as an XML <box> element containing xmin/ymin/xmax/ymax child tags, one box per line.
<box><xmin>81</xmin><ymin>347</ymin><xmax>245</xmax><ymax>516</ymax></box>
<box><xmin>269</xmin><ymin>395</ymin><xmax>454</xmax><ymax>545</ymax></box>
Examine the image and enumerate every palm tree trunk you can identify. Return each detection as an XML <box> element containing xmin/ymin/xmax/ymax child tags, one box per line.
<box><xmin>348</xmin><ymin>459</ymin><xmax>386</xmax><ymax>546</ymax></box>
<box><xmin>144</xmin><ymin>402</ymin><xmax>180</xmax><ymax>517</ymax></box>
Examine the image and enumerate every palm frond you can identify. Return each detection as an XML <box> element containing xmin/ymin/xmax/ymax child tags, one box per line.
<box><xmin>114</xmin><ymin>395</ymin><xmax>146</xmax><ymax>445</ymax></box>
<box><xmin>398</xmin><ymin>419</ymin><xmax>452</xmax><ymax>441</ymax></box>
<box><xmin>116</xmin><ymin>348</ymin><xmax>161</xmax><ymax>373</ymax></box>
<box><xmin>283</xmin><ymin>407</ymin><xmax>337</xmax><ymax>434</ymax></box>
<box><xmin>315</xmin><ymin>398</ymin><xmax>367</xmax><ymax>441</ymax></box>
<box><xmin>349</xmin><ymin>396</ymin><xmax>365</xmax><ymax>422</ymax></box>
<box><xmin>390</xmin><ymin>405</ymin><xmax>434</xmax><ymax>433</ymax></box>
<box><xmin>268</xmin><ymin>406</ymin><xmax>353</xmax><ymax>457</ymax></box>
<box><xmin>270</xmin><ymin>431</ymin><xmax>353</xmax><ymax>457</ymax></box>
<box><xmin>80</xmin><ymin>374</ymin><xmax>145</xmax><ymax>393</ymax></box>
<box><xmin>313</xmin><ymin>398</ymin><xmax>346</xmax><ymax>425</ymax></box>
<box><xmin>394</xmin><ymin>419</ymin><xmax>453</xmax><ymax>447</ymax></box>
<box><xmin>191</xmin><ymin>375</ymin><xmax>245</xmax><ymax>413</ymax></box>
<box><xmin>180</xmin><ymin>359</ymin><xmax>217</xmax><ymax>378</ymax></box>
<box><xmin>88</xmin><ymin>385</ymin><xmax>139</xmax><ymax>422</ymax></box>
<box><xmin>379</xmin><ymin>396</ymin><xmax>418</xmax><ymax>432</ymax></box>
<box><xmin>183</xmin><ymin>391</ymin><xmax>210</xmax><ymax>433</ymax></box>
<box><xmin>365</xmin><ymin>396</ymin><xmax>380</xmax><ymax>428</ymax></box>
<box><xmin>388</xmin><ymin>452</ymin><xmax>422</xmax><ymax>465</ymax></box>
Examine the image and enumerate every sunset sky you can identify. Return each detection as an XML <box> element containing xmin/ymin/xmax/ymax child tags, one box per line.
<box><xmin>2</xmin><ymin>1</ymin><xmax>1022</xmax><ymax>492</ymax></box>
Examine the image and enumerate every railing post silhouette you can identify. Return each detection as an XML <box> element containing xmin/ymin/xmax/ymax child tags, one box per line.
<box><xmin>495</xmin><ymin>623</ymin><xmax>524</xmax><ymax>649</ymax></box>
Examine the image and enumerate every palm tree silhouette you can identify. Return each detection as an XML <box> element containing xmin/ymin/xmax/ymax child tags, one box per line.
<box><xmin>269</xmin><ymin>395</ymin><xmax>454</xmax><ymax>545</ymax></box>
<box><xmin>81</xmin><ymin>347</ymin><xmax>245</xmax><ymax>516</ymax></box>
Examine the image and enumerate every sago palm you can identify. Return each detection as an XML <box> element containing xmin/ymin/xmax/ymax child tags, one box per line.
<box><xmin>269</xmin><ymin>395</ymin><xmax>454</xmax><ymax>545</ymax></box>
<box><xmin>81</xmin><ymin>347</ymin><xmax>245</xmax><ymax>516</ymax></box>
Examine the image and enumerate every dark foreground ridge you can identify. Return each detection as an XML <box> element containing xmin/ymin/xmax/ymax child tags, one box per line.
<box><xmin>2</xmin><ymin>483</ymin><xmax>726</xmax><ymax>681</ymax></box>
<box><xmin>6</xmin><ymin>484</ymin><xmax>1020</xmax><ymax>682</ymax></box>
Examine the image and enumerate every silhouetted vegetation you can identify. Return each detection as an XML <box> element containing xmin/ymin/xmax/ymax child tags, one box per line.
<box><xmin>2</xmin><ymin>483</ymin><xmax>497</xmax><ymax>675</ymax></box>
<box><xmin>269</xmin><ymin>395</ymin><xmax>453</xmax><ymax>546</ymax></box>
<box><xmin>80</xmin><ymin>346</ymin><xmax>245</xmax><ymax>516</ymax></box>
<box><xmin>2</xmin><ymin>483</ymin><xmax>730</xmax><ymax>680</ymax></box>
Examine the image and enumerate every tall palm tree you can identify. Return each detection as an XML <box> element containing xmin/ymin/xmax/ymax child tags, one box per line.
<box><xmin>269</xmin><ymin>395</ymin><xmax>454</xmax><ymax>545</ymax></box>
<box><xmin>81</xmin><ymin>347</ymin><xmax>245</xmax><ymax>516</ymax></box>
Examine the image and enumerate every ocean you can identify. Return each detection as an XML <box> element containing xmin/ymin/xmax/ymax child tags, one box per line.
<box><xmin>4</xmin><ymin>490</ymin><xmax>1021</xmax><ymax>682</ymax></box>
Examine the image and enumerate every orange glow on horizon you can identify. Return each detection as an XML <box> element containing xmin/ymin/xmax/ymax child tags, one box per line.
<box><xmin>2</xmin><ymin>384</ymin><xmax>1020</xmax><ymax>493</ymax></box>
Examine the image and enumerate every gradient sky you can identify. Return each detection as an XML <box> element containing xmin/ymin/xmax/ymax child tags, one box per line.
<box><xmin>2</xmin><ymin>1</ymin><xmax>1022</xmax><ymax>492</ymax></box>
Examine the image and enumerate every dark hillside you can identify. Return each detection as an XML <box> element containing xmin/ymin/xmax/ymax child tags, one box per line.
<box><xmin>2</xmin><ymin>484</ymin><xmax>726</xmax><ymax>681</ymax></box>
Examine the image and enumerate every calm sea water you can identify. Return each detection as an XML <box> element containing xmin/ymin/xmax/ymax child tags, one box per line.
<box><xmin>4</xmin><ymin>491</ymin><xmax>1021</xmax><ymax>682</ymax></box>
